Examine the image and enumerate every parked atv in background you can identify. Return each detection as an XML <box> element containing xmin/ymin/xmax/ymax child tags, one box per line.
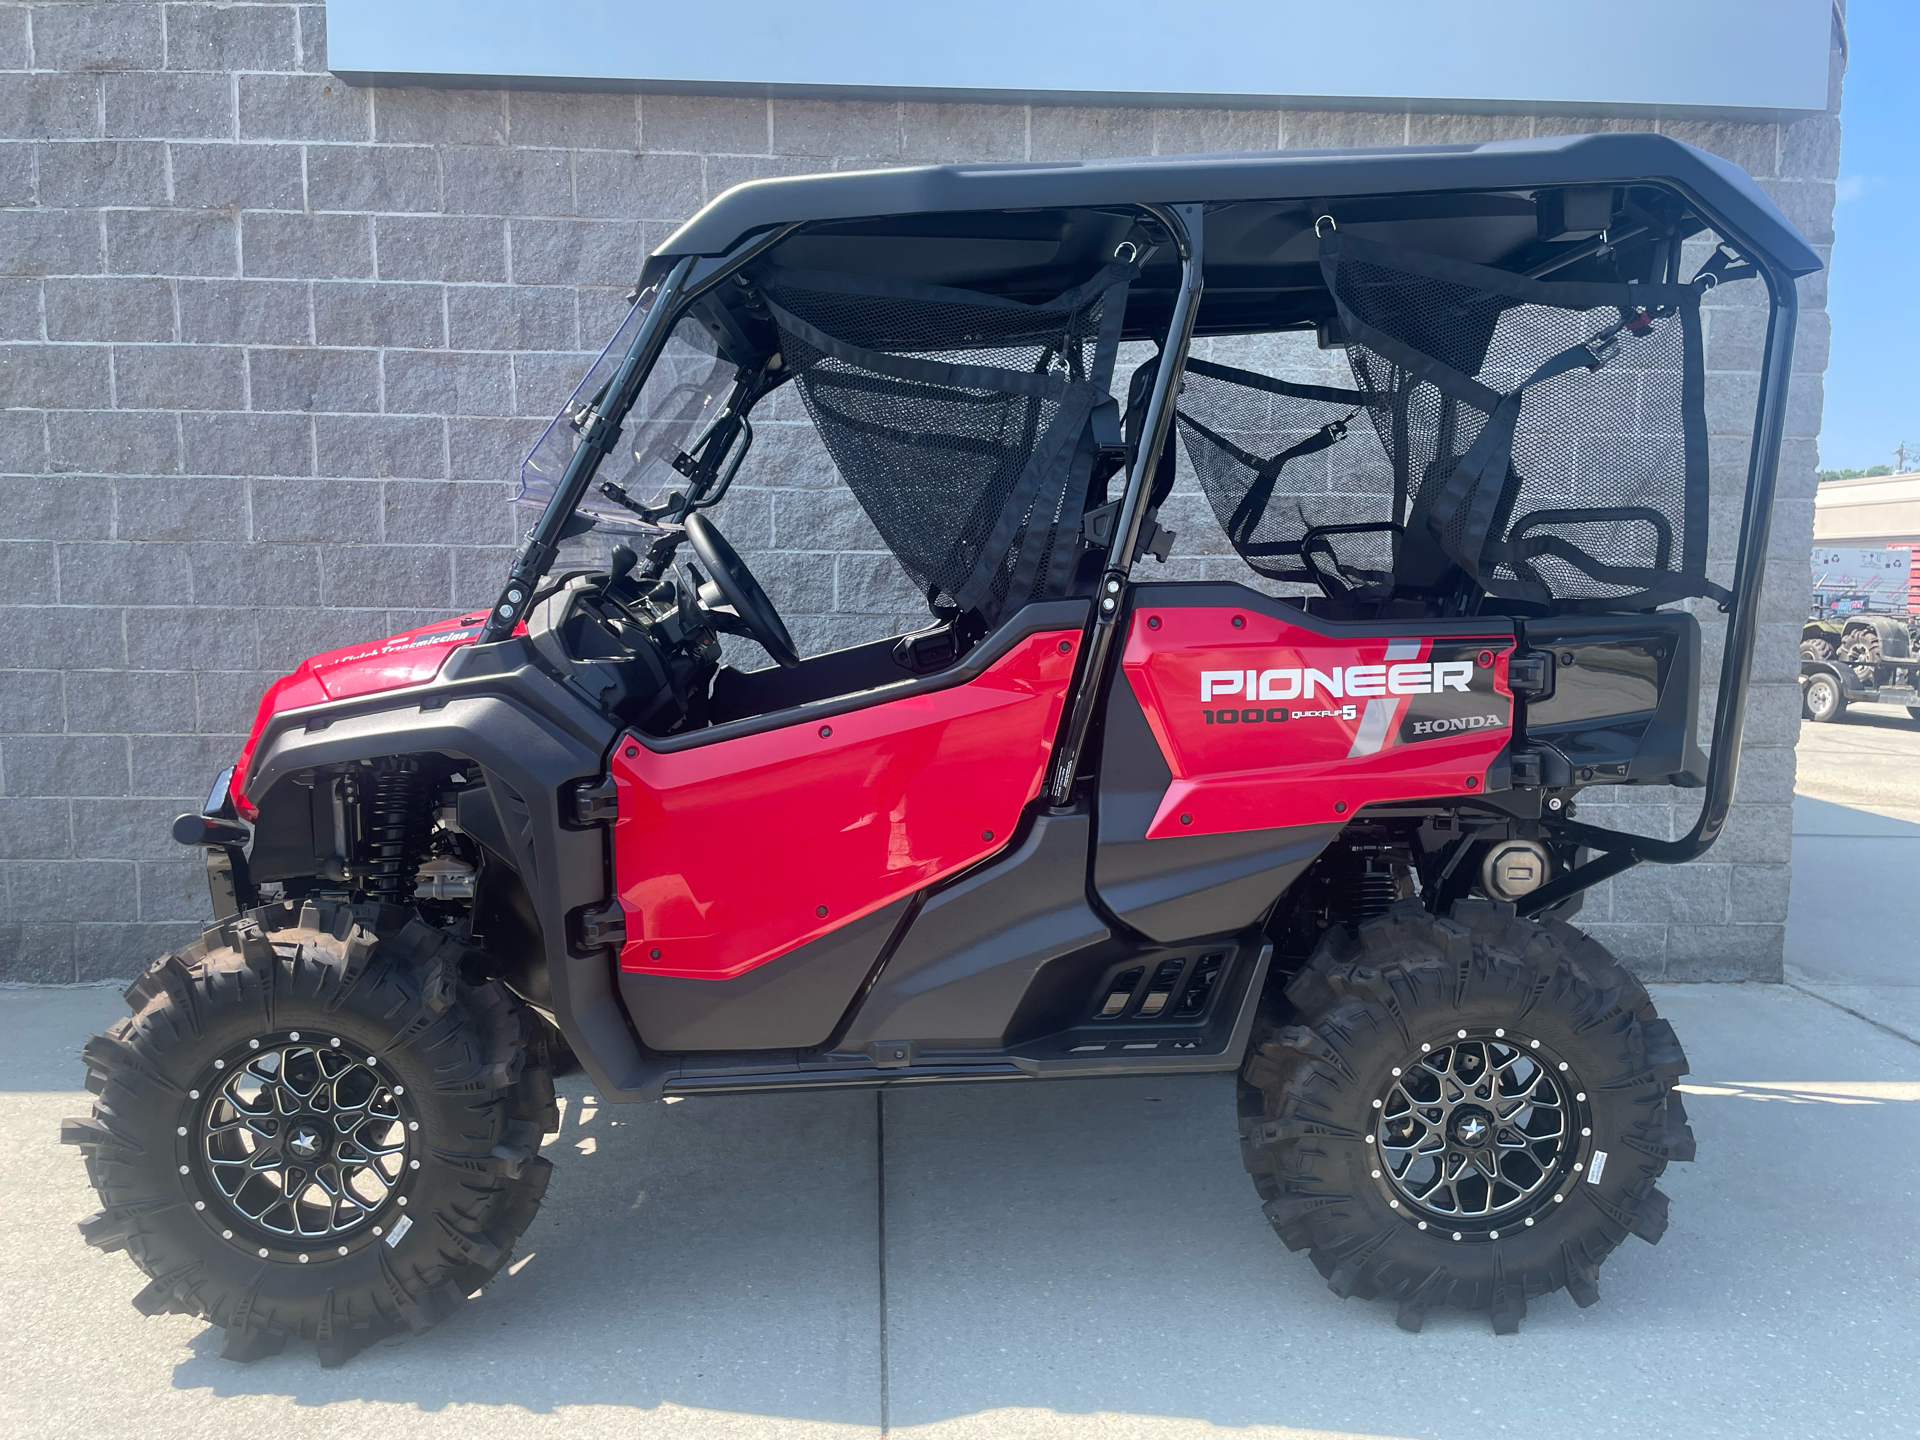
<box><xmin>65</xmin><ymin>133</ymin><xmax>1815</xmax><ymax>1359</ymax></box>
<box><xmin>1799</xmin><ymin>608</ymin><xmax>1920</xmax><ymax>721</ymax></box>
<box><xmin>1800</xmin><ymin>550</ymin><xmax>1920</xmax><ymax>721</ymax></box>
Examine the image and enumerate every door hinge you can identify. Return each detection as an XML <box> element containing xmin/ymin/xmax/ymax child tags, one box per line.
<box><xmin>1508</xmin><ymin>748</ymin><xmax>1574</xmax><ymax>789</ymax></box>
<box><xmin>572</xmin><ymin>777</ymin><xmax>619</xmax><ymax>826</ymax></box>
<box><xmin>1507</xmin><ymin>652</ymin><xmax>1555</xmax><ymax>699</ymax></box>
<box><xmin>571</xmin><ymin>901</ymin><xmax>626</xmax><ymax>952</ymax></box>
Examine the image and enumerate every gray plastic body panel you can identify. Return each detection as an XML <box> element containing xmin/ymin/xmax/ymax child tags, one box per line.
<box><xmin>1094</xmin><ymin>664</ymin><xmax>1339</xmax><ymax>943</ymax></box>
<box><xmin>838</xmin><ymin>810</ymin><xmax>1110</xmax><ymax>1051</ymax></box>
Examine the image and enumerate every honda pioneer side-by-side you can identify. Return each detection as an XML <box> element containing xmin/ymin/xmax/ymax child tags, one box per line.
<box><xmin>65</xmin><ymin>134</ymin><xmax>1815</xmax><ymax>1360</ymax></box>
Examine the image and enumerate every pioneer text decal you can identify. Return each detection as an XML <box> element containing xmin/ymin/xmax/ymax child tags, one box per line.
<box><xmin>1199</xmin><ymin>661</ymin><xmax>1472</xmax><ymax>702</ymax></box>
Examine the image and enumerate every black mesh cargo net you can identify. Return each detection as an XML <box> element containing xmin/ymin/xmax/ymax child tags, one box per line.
<box><xmin>760</xmin><ymin>262</ymin><xmax>1135</xmax><ymax>619</ymax></box>
<box><xmin>1319</xmin><ymin>228</ymin><xmax>1725</xmax><ymax>609</ymax></box>
<box><xmin>1169</xmin><ymin>357</ymin><xmax>1396</xmax><ymax>597</ymax></box>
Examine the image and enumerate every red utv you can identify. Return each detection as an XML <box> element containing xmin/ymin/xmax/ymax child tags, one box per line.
<box><xmin>65</xmin><ymin>134</ymin><xmax>1815</xmax><ymax>1361</ymax></box>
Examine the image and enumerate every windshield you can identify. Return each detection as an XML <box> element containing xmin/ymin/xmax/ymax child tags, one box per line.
<box><xmin>516</xmin><ymin>299</ymin><xmax>734</xmax><ymax>533</ymax></box>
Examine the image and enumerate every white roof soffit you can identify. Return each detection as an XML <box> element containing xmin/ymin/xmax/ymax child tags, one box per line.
<box><xmin>325</xmin><ymin>0</ymin><xmax>1836</xmax><ymax>119</ymax></box>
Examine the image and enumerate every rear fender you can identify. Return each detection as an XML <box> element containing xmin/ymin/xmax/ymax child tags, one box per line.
<box><xmin>1092</xmin><ymin>582</ymin><xmax>1511</xmax><ymax>941</ymax></box>
<box><xmin>1841</xmin><ymin>614</ymin><xmax>1912</xmax><ymax>660</ymax></box>
<box><xmin>1114</xmin><ymin>583</ymin><xmax>1516</xmax><ymax>838</ymax></box>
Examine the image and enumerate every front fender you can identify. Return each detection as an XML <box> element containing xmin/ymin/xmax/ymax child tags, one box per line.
<box><xmin>243</xmin><ymin>642</ymin><xmax>659</xmax><ymax>1100</ymax></box>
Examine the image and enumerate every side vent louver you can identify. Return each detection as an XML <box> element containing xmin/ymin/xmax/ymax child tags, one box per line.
<box><xmin>1136</xmin><ymin>959</ymin><xmax>1186</xmax><ymax>1016</ymax></box>
<box><xmin>1177</xmin><ymin>953</ymin><xmax>1223</xmax><ymax>1015</ymax></box>
<box><xmin>1090</xmin><ymin>951</ymin><xmax>1229</xmax><ymax>1024</ymax></box>
<box><xmin>1098</xmin><ymin>968</ymin><xmax>1144</xmax><ymax>1018</ymax></box>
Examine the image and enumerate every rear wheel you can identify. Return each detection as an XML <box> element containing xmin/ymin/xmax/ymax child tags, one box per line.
<box><xmin>1803</xmin><ymin>672</ymin><xmax>1847</xmax><ymax>723</ymax></box>
<box><xmin>63</xmin><ymin>900</ymin><xmax>556</xmax><ymax>1366</ymax></box>
<box><xmin>1238</xmin><ymin>899</ymin><xmax>1693</xmax><ymax>1334</ymax></box>
<box><xmin>1799</xmin><ymin>636</ymin><xmax>1834</xmax><ymax>662</ymax></box>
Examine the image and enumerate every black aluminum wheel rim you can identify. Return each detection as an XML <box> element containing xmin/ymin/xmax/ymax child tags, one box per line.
<box><xmin>192</xmin><ymin>1034</ymin><xmax>416</xmax><ymax>1243</ymax></box>
<box><xmin>1372</xmin><ymin>1031</ymin><xmax>1581</xmax><ymax>1232</ymax></box>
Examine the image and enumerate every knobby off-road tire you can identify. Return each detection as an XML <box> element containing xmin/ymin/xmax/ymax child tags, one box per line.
<box><xmin>1238</xmin><ymin>898</ymin><xmax>1694</xmax><ymax>1335</ymax></box>
<box><xmin>1838</xmin><ymin>627</ymin><xmax>1884</xmax><ymax>687</ymax></box>
<box><xmin>62</xmin><ymin>900</ymin><xmax>557</xmax><ymax>1367</ymax></box>
<box><xmin>1799</xmin><ymin>636</ymin><xmax>1835</xmax><ymax>662</ymax></box>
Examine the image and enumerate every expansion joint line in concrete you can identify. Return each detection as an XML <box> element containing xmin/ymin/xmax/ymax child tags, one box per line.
<box><xmin>876</xmin><ymin>1089</ymin><xmax>892</xmax><ymax>1438</ymax></box>
<box><xmin>1785</xmin><ymin>982</ymin><xmax>1920</xmax><ymax>1050</ymax></box>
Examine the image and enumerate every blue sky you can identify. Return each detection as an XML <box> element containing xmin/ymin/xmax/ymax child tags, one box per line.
<box><xmin>1821</xmin><ymin>0</ymin><xmax>1918</xmax><ymax>470</ymax></box>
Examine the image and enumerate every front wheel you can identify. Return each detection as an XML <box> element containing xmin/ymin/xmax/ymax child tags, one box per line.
<box><xmin>63</xmin><ymin>900</ymin><xmax>556</xmax><ymax>1366</ymax></box>
<box><xmin>1802</xmin><ymin>672</ymin><xmax>1847</xmax><ymax>723</ymax></box>
<box><xmin>1238</xmin><ymin>899</ymin><xmax>1693</xmax><ymax>1334</ymax></box>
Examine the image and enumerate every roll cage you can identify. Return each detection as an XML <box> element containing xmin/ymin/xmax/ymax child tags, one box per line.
<box><xmin>477</xmin><ymin>134</ymin><xmax>1818</xmax><ymax>914</ymax></box>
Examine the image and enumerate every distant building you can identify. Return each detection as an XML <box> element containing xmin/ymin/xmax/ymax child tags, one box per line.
<box><xmin>1814</xmin><ymin>471</ymin><xmax>1920</xmax><ymax>545</ymax></box>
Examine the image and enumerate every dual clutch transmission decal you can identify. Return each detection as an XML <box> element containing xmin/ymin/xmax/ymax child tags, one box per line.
<box><xmin>1122</xmin><ymin>606</ymin><xmax>1515</xmax><ymax>837</ymax></box>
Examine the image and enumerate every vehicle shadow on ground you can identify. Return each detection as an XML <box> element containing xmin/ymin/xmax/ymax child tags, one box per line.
<box><xmin>168</xmin><ymin>1081</ymin><xmax>887</xmax><ymax>1423</ymax></box>
<box><xmin>0</xmin><ymin>987</ymin><xmax>127</xmax><ymax>1090</ymax></box>
<box><xmin>120</xmin><ymin>991</ymin><xmax>1920</xmax><ymax>1439</ymax></box>
<box><xmin>160</xmin><ymin>1072</ymin><xmax>1619</xmax><ymax>1436</ymax></box>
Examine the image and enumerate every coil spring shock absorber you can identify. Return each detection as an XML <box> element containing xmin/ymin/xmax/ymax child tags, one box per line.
<box><xmin>1336</xmin><ymin>850</ymin><xmax>1399</xmax><ymax>926</ymax></box>
<box><xmin>361</xmin><ymin>759</ymin><xmax>427</xmax><ymax>903</ymax></box>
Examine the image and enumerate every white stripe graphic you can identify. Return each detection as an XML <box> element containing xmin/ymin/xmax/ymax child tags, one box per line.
<box><xmin>1347</xmin><ymin>637</ymin><xmax>1425</xmax><ymax>757</ymax></box>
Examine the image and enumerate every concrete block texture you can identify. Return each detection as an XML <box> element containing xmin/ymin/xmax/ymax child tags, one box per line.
<box><xmin>165</xmin><ymin>4</ymin><xmax>300</xmax><ymax>73</ymax></box>
<box><xmin>31</xmin><ymin>4</ymin><xmax>161</xmax><ymax>74</ymax></box>
<box><xmin>0</xmin><ymin>7</ymin><xmax>1840</xmax><ymax>979</ymax></box>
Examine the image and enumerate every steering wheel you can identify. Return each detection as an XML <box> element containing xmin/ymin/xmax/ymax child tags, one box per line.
<box><xmin>683</xmin><ymin>511</ymin><xmax>800</xmax><ymax>670</ymax></box>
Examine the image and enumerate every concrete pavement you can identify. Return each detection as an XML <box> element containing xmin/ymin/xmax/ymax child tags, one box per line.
<box><xmin>1786</xmin><ymin>701</ymin><xmax>1920</xmax><ymax>1042</ymax></box>
<box><xmin>3</xmin><ymin>980</ymin><xmax>1915</xmax><ymax>1440</ymax></box>
<box><xmin>1788</xmin><ymin>702</ymin><xmax>1920</xmax><ymax>825</ymax></box>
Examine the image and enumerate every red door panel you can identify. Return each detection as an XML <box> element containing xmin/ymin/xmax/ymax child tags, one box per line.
<box><xmin>610</xmin><ymin>631</ymin><xmax>1080</xmax><ymax>981</ymax></box>
<box><xmin>1123</xmin><ymin>605</ymin><xmax>1514</xmax><ymax>837</ymax></box>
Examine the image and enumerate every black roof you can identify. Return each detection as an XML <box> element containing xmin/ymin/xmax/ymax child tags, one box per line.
<box><xmin>657</xmin><ymin>132</ymin><xmax>1820</xmax><ymax>278</ymax></box>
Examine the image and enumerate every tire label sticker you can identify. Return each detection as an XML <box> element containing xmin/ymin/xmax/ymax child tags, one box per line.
<box><xmin>1587</xmin><ymin>1149</ymin><xmax>1608</xmax><ymax>1184</ymax></box>
<box><xmin>385</xmin><ymin>1213</ymin><xmax>413</xmax><ymax>1247</ymax></box>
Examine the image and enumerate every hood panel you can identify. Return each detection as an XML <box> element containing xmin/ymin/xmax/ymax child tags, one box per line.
<box><xmin>229</xmin><ymin>612</ymin><xmax>487</xmax><ymax>815</ymax></box>
<box><xmin>308</xmin><ymin>615</ymin><xmax>488</xmax><ymax>700</ymax></box>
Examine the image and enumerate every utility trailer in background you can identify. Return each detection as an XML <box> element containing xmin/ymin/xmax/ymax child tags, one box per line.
<box><xmin>1800</xmin><ymin>638</ymin><xmax>1920</xmax><ymax>722</ymax></box>
<box><xmin>1800</xmin><ymin>548</ymin><xmax>1920</xmax><ymax>721</ymax></box>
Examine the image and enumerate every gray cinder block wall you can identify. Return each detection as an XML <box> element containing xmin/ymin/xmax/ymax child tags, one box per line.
<box><xmin>0</xmin><ymin>2</ymin><xmax>1840</xmax><ymax>982</ymax></box>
